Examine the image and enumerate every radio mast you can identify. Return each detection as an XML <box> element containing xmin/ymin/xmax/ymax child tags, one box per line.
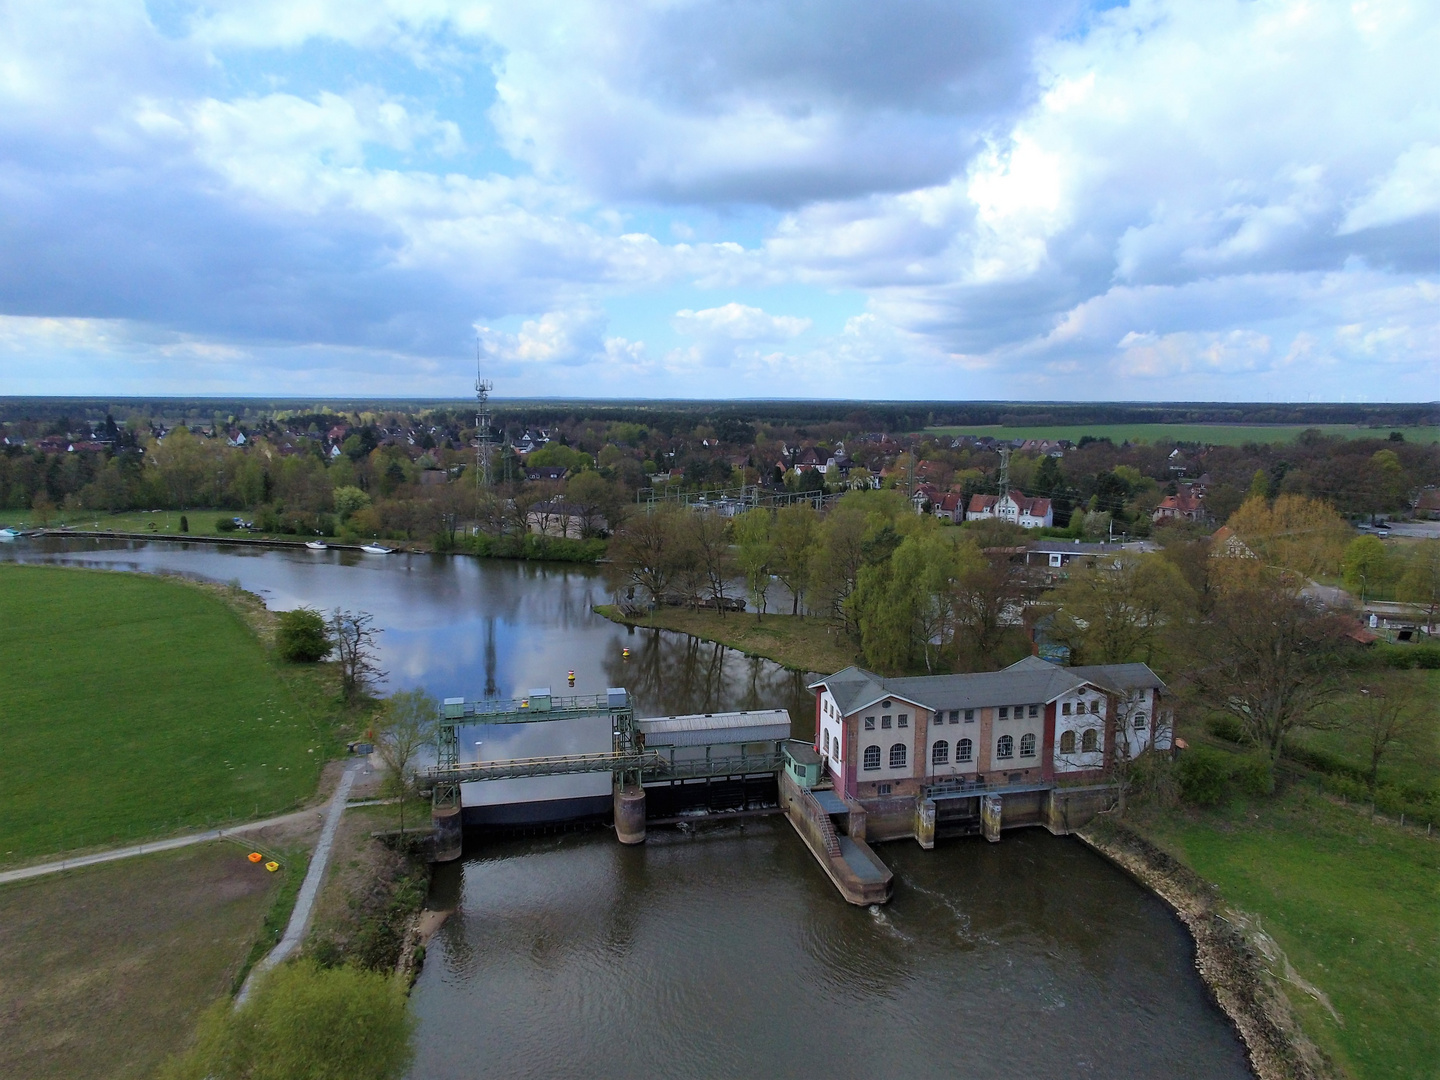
<box><xmin>475</xmin><ymin>344</ymin><xmax>494</xmax><ymax>491</ymax></box>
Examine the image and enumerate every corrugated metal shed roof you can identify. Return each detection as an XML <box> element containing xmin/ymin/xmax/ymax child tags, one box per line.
<box><xmin>638</xmin><ymin>709</ymin><xmax>791</xmax><ymax>747</ymax></box>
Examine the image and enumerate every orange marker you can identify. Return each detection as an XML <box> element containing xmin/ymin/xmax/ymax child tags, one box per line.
<box><xmin>248</xmin><ymin>851</ymin><xmax>263</xmax><ymax>863</ymax></box>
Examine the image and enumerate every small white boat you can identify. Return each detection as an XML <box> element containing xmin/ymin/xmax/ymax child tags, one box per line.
<box><xmin>305</xmin><ymin>540</ymin><xmax>328</xmax><ymax>550</ymax></box>
<box><xmin>360</xmin><ymin>543</ymin><xmax>394</xmax><ymax>554</ymax></box>
<box><xmin>0</xmin><ymin>527</ymin><xmax>19</xmax><ymax>541</ymax></box>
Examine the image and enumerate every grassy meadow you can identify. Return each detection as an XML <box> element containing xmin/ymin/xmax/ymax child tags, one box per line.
<box><xmin>0</xmin><ymin>842</ymin><xmax>283</xmax><ymax>1080</ymax></box>
<box><xmin>923</xmin><ymin>422</ymin><xmax>1440</xmax><ymax>446</ymax></box>
<box><xmin>1135</xmin><ymin>785</ymin><xmax>1439</xmax><ymax>1080</ymax></box>
<box><xmin>595</xmin><ymin>604</ymin><xmax>863</xmax><ymax>674</ymax></box>
<box><xmin>0</xmin><ymin>564</ymin><xmax>335</xmax><ymax>862</ymax></box>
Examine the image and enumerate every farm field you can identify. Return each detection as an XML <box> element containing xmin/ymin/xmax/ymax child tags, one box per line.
<box><xmin>923</xmin><ymin>423</ymin><xmax>1439</xmax><ymax>446</ymax></box>
<box><xmin>1136</xmin><ymin>785</ymin><xmax>1440</xmax><ymax>1080</ymax></box>
<box><xmin>0</xmin><ymin>564</ymin><xmax>333</xmax><ymax>863</ymax></box>
<box><xmin>0</xmin><ymin>842</ymin><xmax>283</xmax><ymax>1080</ymax></box>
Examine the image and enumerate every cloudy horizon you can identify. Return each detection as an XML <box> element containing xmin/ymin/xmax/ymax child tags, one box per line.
<box><xmin>1</xmin><ymin>0</ymin><xmax>1436</xmax><ymax>401</ymax></box>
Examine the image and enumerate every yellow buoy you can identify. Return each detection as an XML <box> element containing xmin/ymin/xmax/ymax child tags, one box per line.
<box><xmin>265</xmin><ymin>861</ymin><xmax>280</xmax><ymax>872</ymax></box>
<box><xmin>622</xmin><ymin>647</ymin><xmax>630</xmax><ymax>659</ymax></box>
<box><xmin>248</xmin><ymin>851</ymin><xmax>263</xmax><ymax>863</ymax></box>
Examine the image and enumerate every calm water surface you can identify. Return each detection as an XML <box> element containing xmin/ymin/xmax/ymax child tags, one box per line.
<box><xmin>2</xmin><ymin>538</ymin><xmax>1252</xmax><ymax>1079</ymax></box>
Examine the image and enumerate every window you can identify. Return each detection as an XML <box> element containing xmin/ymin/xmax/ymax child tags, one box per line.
<box><xmin>1081</xmin><ymin>729</ymin><xmax>1099</xmax><ymax>753</ymax></box>
<box><xmin>964</xmin><ymin>709</ymin><xmax>974</xmax><ymax>722</ymax></box>
<box><xmin>996</xmin><ymin>735</ymin><xmax>1014</xmax><ymax>759</ymax></box>
<box><xmin>864</xmin><ymin>716</ymin><xmax>875</xmax><ymax>730</ymax></box>
<box><xmin>1062</xmin><ymin>702</ymin><xmax>1072</xmax><ymax>716</ymax></box>
<box><xmin>889</xmin><ymin>743</ymin><xmax>907</xmax><ymax>768</ymax></box>
<box><xmin>998</xmin><ymin>706</ymin><xmax>1008</xmax><ymax>720</ymax></box>
<box><xmin>863</xmin><ymin>745</ymin><xmax>881</xmax><ymax>770</ymax></box>
<box><xmin>1013</xmin><ymin>705</ymin><xmax>1023</xmax><ymax>718</ymax></box>
<box><xmin>1020</xmin><ymin>733</ymin><xmax>1036</xmax><ymax>757</ymax></box>
<box><xmin>1028</xmin><ymin>704</ymin><xmax>1039</xmax><ymax>718</ymax></box>
<box><xmin>898</xmin><ymin>713</ymin><xmax>908</xmax><ymax>728</ymax></box>
<box><xmin>949</xmin><ymin>709</ymin><xmax>959</xmax><ymax>723</ymax></box>
<box><xmin>1059</xmin><ymin>730</ymin><xmax>1076</xmax><ymax>754</ymax></box>
<box><xmin>932</xmin><ymin>740</ymin><xmax>949</xmax><ymax>766</ymax></box>
<box><xmin>882</xmin><ymin>699</ymin><xmax>892</xmax><ymax>708</ymax></box>
<box><xmin>957</xmin><ymin>738</ymin><xmax>973</xmax><ymax>763</ymax></box>
<box><xmin>823</xmin><ymin>730</ymin><xmax>830</xmax><ymax>754</ymax></box>
<box><xmin>1133</xmin><ymin>711</ymin><xmax>1147</xmax><ymax>730</ymax></box>
<box><xmin>877</xmin><ymin>783</ymin><xmax>891</xmax><ymax>795</ymax></box>
<box><xmin>1089</xmin><ymin>700</ymin><xmax>1100</xmax><ymax>714</ymax></box>
<box><xmin>882</xmin><ymin>714</ymin><xmax>892</xmax><ymax>729</ymax></box>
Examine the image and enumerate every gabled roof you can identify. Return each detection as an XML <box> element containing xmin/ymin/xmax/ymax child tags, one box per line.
<box><xmin>810</xmin><ymin>655</ymin><xmax>1165</xmax><ymax>714</ymax></box>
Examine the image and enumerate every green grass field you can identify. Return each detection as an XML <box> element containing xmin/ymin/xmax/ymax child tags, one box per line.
<box><xmin>0</xmin><ymin>564</ymin><xmax>332</xmax><ymax>862</ymax></box>
<box><xmin>1137</xmin><ymin>784</ymin><xmax>1439</xmax><ymax>1080</ymax></box>
<box><xmin>0</xmin><ymin>507</ymin><xmax>266</xmax><ymax>537</ymax></box>
<box><xmin>924</xmin><ymin>423</ymin><xmax>1439</xmax><ymax>446</ymax></box>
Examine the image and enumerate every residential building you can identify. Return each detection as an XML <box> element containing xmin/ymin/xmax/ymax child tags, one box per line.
<box><xmin>1152</xmin><ymin>490</ymin><xmax>1207</xmax><ymax>523</ymax></box>
<box><xmin>966</xmin><ymin>490</ymin><xmax>1054</xmax><ymax>528</ymax></box>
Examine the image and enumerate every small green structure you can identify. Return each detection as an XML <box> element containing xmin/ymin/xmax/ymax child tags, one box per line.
<box><xmin>783</xmin><ymin>741</ymin><xmax>822</xmax><ymax>789</ymax></box>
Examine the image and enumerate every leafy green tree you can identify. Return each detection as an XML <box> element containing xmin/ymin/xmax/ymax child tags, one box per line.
<box><xmin>333</xmin><ymin>485</ymin><xmax>372</xmax><ymax>521</ymax></box>
<box><xmin>1396</xmin><ymin>539</ymin><xmax>1440</xmax><ymax>626</ymax></box>
<box><xmin>377</xmin><ymin>688</ymin><xmax>439</xmax><ymax>833</ymax></box>
<box><xmin>526</xmin><ymin>443</ymin><xmax>593</xmax><ymax>471</ymax></box>
<box><xmin>159</xmin><ymin>960</ymin><xmax>414</xmax><ymax>1080</ymax></box>
<box><xmin>732</xmin><ymin>508</ymin><xmax>774</xmax><ymax>620</ymax></box>
<box><xmin>1047</xmin><ymin>553</ymin><xmax>1192</xmax><ymax>666</ymax></box>
<box><xmin>277</xmin><ymin>608</ymin><xmax>329</xmax><ymax>663</ymax></box>
<box><xmin>771</xmin><ymin>504</ymin><xmax>820</xmax><ymax>615</ymax></box>
<box><xmin>1342</xmin><ymin>535</ymin><xmax>1391</xmax><ymax>602</ymax></box>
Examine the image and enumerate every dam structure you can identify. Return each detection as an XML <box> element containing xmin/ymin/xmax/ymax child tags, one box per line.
<box><xmin>424</xmin><ymin>688</ymin><xmax>791</xmax><ymax>858</ymax></box>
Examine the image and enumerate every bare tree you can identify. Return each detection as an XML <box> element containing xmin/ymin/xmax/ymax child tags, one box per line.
<box><xmin>952</xmin><ymin>556</ymin><xmax>1027</xmax><ymax>670</ymax></box>
<box><xmin>1186</xmin><ymin>576</ymin><xmax>1352</xmax><ymax>768</ymax></box>
<box><xmin>331</xmin><ymin>609</ymin><xmax>386</xmax><ymax>703</ymax></box>
<box><xmin>608</xmin><ymin>508</ymin><xmax>683</xmax><ymax>608</ymax></box>
<box><xmin>689</xmin><ymin>512</ymin><xmax>735</xmax><ymax>615</ymax></box>
<box><xmin>1344</xmin><ymin>674</ymin><xmax>1435</xmax><ymax>790</ymax></box>
<box><xmin>375</xmin><ymin>688</ymin><xmax>439</xmax><ymax>833</ymax></box>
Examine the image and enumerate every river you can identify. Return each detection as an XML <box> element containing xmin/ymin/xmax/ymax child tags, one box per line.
<box><xmin>1</xmin><ymin>537</ymin><xmax>1253</xmax><ymax>1079</ymax></box>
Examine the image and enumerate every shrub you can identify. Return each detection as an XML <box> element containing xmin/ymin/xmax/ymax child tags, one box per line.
<box><xmin>158</xmin><ymin>960</ymin><xmax>414</xmax><ymax>1080</ymax></box>
<box><xmin>277</xmin><ymin>608</ymin><xmax>329</xmax><ymax>662</ymax></box>
<box><xmin>1206</xmin><ymin>715</ymin><xmax>1248</xmax><ymax>744</ymax></box>
<box><xmin>1232</xmin><ymin>753</ymin><xmax>1275</xmax><ymax>797</ymax></box>
<box><xmin>216</xmin><ymin>517</ymin><xmax>237</xmax><ymax>532</ymax></box>
<box><xmin>1176</xmin><ymin>747</ymin><xmax>1232</xmax><ymax>806</ymax></box>
<box><xmin>179</xmin><ymin>515</ymin><xmax>189</xmax><ymax>533</ymax></box>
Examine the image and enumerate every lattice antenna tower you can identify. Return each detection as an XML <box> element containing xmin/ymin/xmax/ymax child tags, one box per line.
<box><xmin>475</xmin><ymin>344</ymin><xmax>494</xmax><ymax>490</ymax></box>
<box><xmin>998</xmin><ymin>447</ymin><xmax>1011</xmax><ymax>497</ymax></box>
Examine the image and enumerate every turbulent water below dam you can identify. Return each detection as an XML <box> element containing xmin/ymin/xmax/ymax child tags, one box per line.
<box><xmin>3</xmin><ymin>537</ymin><xmax>1253</xmax><ymax>1079</ymax></box>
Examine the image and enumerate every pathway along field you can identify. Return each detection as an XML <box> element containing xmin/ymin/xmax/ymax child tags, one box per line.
<box><xmin>0</xmin><ymin>564</ymin><xmax>333</xmax><ymax>863</ymax></box>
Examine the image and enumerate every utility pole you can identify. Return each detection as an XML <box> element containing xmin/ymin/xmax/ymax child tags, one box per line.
<box><xmin>475</xmin><ymin>345</ymin><xmax>494</xmax><ymax>491</ymax></box>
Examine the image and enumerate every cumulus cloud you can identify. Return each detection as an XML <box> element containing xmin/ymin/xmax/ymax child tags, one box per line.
<box><xmin>673</xmin><ymin>303</ymin><xmax>811</xmax><ymax>341</ymax></box>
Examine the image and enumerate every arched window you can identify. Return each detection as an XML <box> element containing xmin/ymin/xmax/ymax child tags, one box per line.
<box><xmin>1059</xmin><ymin>730</ymin><xmax>1076</xmax><ymax>754</ymax></box>
<box><xmin>957</xmin><ymin>738</ymin><xmax>973</xmax><ymax>763</ymax></box>
<box><xmin>1020</xmin><ymin>733</ymin><xmax>1036</xmax><ymax>757</ymax></box>
<box><xmin>1081</xmin><ymin>729</ymin><xmax>1099</xmax><ymax>753</ymax></box>
<box><xmin>863</xmin><ymin>745</ymin><xmax>881</xmax><ymax>771</ymax></box>
<box><xmin>1133</xmin><ymin>711</ymin><xmax>1147</xmax><ymax>730</ymax></box>
<box><xmin>823</xmin><ymin>730</ymin><xmax>830</xmax><ymax>754</ymax></box>
<box><xmin>932</xmin><ymin>740</ymin><xmax>949</xmax><ymax>766</ymax></box>
<box><xmin>996</xmin><ymin>735</ymin><xmax>1014</xmax><ymax>759</ymax></box>
<box><xmin>890</xmin><ymin>743</ymin><xmax>907</xmax><ymax>768</ymax></box>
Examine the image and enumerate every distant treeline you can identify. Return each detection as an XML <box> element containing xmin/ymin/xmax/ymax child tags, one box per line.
<box><xmin>1</xmin><ymin>398</ymin><xmax>1435</xmax><ymax>433</ymax></box>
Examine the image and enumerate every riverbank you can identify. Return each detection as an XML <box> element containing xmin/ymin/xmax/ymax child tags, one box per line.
<box><xmin>1087</xmin><ymin>779</ymin><xmax>1440</xmax><ymax>1080</ymax></box>
<box><xmin>594</xmin><ymin>603</ymin><xmax>860</xmax><ymax>674</ymax></box>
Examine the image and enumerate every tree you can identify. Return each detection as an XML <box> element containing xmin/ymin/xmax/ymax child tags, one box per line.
<box><xmin>1047</xmin><ymin>553</ymin><xmax>1192</xmax><ymax>666</ymax></box>
<box><xmin>159</xmin><ymin>960</ymin><xmax>414</xmax><ymax>1080</ymax></box>
<box><xmin>1186</xmin><ymin>575</ymin><xmax>1352</xmax><ymax>768</ymax></box>
<box><xmin>608</xmin><ymin>508</ymin><xmax>683</xmax><ymax>608</ymax></box>
<box><xmin>771</xmin><ymin>504</ymin><xmax>820</xmax><ymax>615</ymax></box>
<box><xmin>1227</xmin><ymin>494</ymin><xmax>1350</xmax><ymax>581</ymax></box>
<box><xmin>732</xmin><ymin>508</ymin><xmax>774</xmax><ymax>620</ymax></box>
<box><xmin>564</xmin><ymin>470</ymin><xmax>621</xmax><ymax>537</ymax></box>
<box><xmin>1342</xmin><ymin>675</ymin><xmax>1435</xmax><ymax>791</ymax></box>
<box><xmin>333</xmin><ymin>486</ymin><xmax>371</xmax><ymax>521</ymax></box>
<box><xmin>277</xmin><ymin>608</ymin><xmax>330</xmax><ymax>662</ymax></box>
<box><xmin>951</xmin><ymin>547</ymin><xmax>1025</xmax><ymax>671</ymax></box>
<box><xmin>330</xmin><ymin>609</ymin><xmax>386</xmax><ymax>703</ymax></box>
<box><xmin>687</xmin><ymin>512</ymin><xmax>735</xmax><ymax>615</ymax></box>
<box><xmin>376</xmin><ymin>689</ymin><xmax>439</xmax><ymax>833</ymax></box>
<box><xmin>1397</xmin><ymin>540</ymin><xmax>1440</xmax><ymax>626</ymax></box>
<box><xmin>1342</xmin><ymin>535</ymin><xmax>1391</xmax><ymax>603</ymax></box>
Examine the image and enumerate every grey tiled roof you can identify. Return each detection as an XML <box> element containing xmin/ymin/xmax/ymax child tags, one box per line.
<box><xmin>810</xmin><ymin>655</ymin><xmax>1164</xmax><ymax>715</ymax></box>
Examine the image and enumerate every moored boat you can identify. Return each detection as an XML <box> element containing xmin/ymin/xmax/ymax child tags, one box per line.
<box><xmin>360</xmin><ymin>543</ymin><xmax>393</xmax><ymax>554</ymax></box>
<box><xmin>305</xmin><ymin>540</ymin><xmax>328</xmax><ymax>550</ymax></box>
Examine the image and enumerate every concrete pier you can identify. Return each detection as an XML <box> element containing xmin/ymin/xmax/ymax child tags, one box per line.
<box><xmin>614</xmin><ymin>782</ymin><xmax>647</xmax><ymax>844</ymax></box>
<box><xmin>431</xmin><ymin>803</ymin><xmax>463</xmax><ymax>862</ymax></box>
<box><xmin>914</xmin><ymin>797</ymin><xmax>936</xmax><ymax>850</ymax></box>
<box><xmin>981</xmin><ymin>794</ymin><xmax>1003</xmax><ymax>843</ymax></box>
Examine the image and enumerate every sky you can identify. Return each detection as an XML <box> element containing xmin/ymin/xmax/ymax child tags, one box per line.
<box><xmin>0</xmin><ymin>0</ymin><xmax>1436</xmax><ymax>401</ymax></box>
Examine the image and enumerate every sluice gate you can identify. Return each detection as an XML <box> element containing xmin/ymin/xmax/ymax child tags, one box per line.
<box><xmin>423</xmin><ymin>687</ymin><xmax>791</xmax><ymax>860</ymax></box>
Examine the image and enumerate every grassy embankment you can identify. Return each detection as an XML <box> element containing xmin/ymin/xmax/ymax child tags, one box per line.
<box><xmin>1123</xmin><ymin>739</ymin><xmax>1439</xmax><ymax>1080</ymax></box>
<box><xmin>924</xmin><ymin>423</ymin><xmax>1440</xmax><ymax>446</ymax></box>
<box><xmin>595</xmin><ymin>604</ymin><xmax>861</xmax><ymax>674</ymax></box>
<box><xmin>0</xmin><ymin>563</ymin><xmax>348</xmax><ymax>863</ymax></box>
